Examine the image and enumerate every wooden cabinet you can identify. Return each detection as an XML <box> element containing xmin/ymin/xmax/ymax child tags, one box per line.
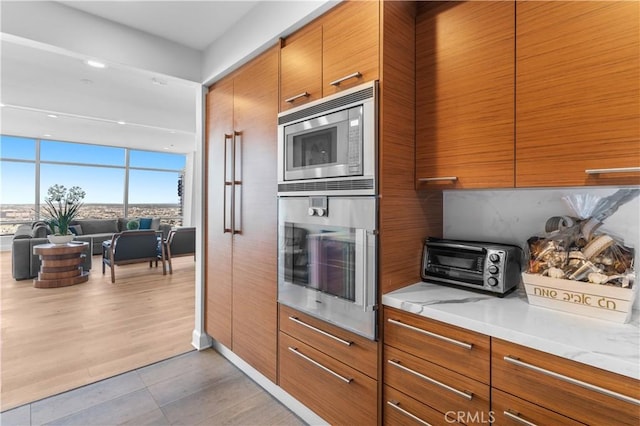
<box><xmin>415</xmin><ymin>1</ymin><xmax>515</xmax><ymax>189</ymax></box>
<box><xmin>383</xmin><ymin>307</ymin><xmax>491</xmax><ymax>425</ymax></box>
<box><xmin>492</xmin><ymin>338</ymin><xmax>640</xmax><ymax>426</ymax></box>
<box><xmin>279</xmin><ymin>0</ymin><xmax>379</xmax><ymax>110</ymax></box>
<box><xmin>279</xmin><ymin>305</ymin><xmax>378</xmax><ymax>425</ymax></box>
<box><xmin>205</xmin><ymin>46</ymin><xmax>279</xmax><ymax>383</ymax></box>
<box><xmin>492</xmin><ymin>389</ymin><xmax>583</xmax><ymax>426</ymax></box>
<box><xmin>516</xmin><ymin>1</ymin><xmax>640</xmax><ymax>187</ymax></box>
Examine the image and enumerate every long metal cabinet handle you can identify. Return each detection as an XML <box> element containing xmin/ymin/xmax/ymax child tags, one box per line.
<box><xmin>585</xmin><ymin>167</ymin><xmax>640</xmax><ymax>175</ymax></box>
<box><xmin>387</xmin><ymin>359</ymin><xmax>473</xmax><ymax>400</ymax></box>
<box><xmin>329</xmin><ymin>71</ymin><xmax>362</xmax><ymax>86</ymax></box>
<box><xmin>288</xmin><ymin>347</ymin><xmax>353</xmax><ymax>383</ymax></box>
<box><xmin>387</xmin><ymin>318</ymin><xmax>473</xmax><ymax>350</ymax></box>
<box><xmin>284</xmin><ymin>92</ymin><xmax>310</xmax><ymax>103</ymax></box>
<box><xmin>418</xmin><ymin>176</ymin><xmax>458</xmax><ymax>182</ymax></box>
<box><xmin>386</xmin><ymin>401</ymin><xmax>432</xmax><ymax>426</ymax></box>
<box><xmin>288</xmin><ymin>316</ymin><xmax>353</xmax><ymax>346</ymax></box>
<box><xmin>503</xmin><ymin>356</ymin><xmax>640</xmax><ymax>406</ymax></box>
<box><xmin>233</xmin><ymin>131</ymin><xmax>242</xmax><ymax>234</ymax></box>
<box><xmin>503</xmin><ymin>410</ymin><xmax>538</xmax><ymax>426</ymax></box>
<box><xmin>223</xmin><ymin>133</ymin><xmax>233</xmax><ymax>234</ymax></box>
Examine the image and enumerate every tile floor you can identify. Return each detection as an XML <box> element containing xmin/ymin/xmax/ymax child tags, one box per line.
<box><xmin>0</xmin><ymin>349</ymin><xmax>306</xmax><ymax>426</ymax></box>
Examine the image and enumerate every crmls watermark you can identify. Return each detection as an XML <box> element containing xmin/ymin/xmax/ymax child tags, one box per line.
<box><xmin>445</xmin><ymin>411</ymin><xmax>496</xmax><ymax>424</ymax></box>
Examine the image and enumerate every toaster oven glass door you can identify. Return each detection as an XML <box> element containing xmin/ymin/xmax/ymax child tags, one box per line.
<box><xmin>424</xmin><ymin>245</ymin><xmax>485</xmax><ymax>286</ymax></box>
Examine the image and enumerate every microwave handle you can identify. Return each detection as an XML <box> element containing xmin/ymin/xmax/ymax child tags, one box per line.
<box><xmin>426</xmin><ymin>241</ymin><xmax>485</xmax><ymax>253</ymax></box>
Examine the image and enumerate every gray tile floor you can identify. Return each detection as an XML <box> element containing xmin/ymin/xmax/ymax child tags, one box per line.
<box><xmin>1</xmin><ymin>349</ymin><xmax>306</xmax><ymax>426</ymax></box>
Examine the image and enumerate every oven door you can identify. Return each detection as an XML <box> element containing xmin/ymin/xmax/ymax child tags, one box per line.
<box><xmin>278</xmin><ymin>196</ymin><xmax>377</xmax><ymax>340</ymax></box>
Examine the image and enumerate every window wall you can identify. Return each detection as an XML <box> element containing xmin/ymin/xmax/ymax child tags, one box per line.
<box><xmin>0</xmin><ymin>135</ymin><xmax>186</xmax><ymax>235</ymax></box>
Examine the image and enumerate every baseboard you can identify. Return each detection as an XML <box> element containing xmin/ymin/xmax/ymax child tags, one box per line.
<box><xmin>191</xmin><ymin>329</ymin><xmax>213</xmax><ymax>350</ymax></box>
<box><xmin>211</xmin><ymin>340</ymin><xmax>329</xmax><ymax>426</ymax></box>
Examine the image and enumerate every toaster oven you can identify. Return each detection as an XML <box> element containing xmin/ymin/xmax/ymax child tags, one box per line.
<box><xmin>421</xmin><ymin>237</ymin><xmax>524</xmax><ymax>296</ymax></box>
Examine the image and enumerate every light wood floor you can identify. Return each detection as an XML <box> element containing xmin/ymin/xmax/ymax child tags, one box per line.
<box><xmin>0</xmin><ymin>251</ymin><xmax>196</xmax><ymax>412</ymax></box>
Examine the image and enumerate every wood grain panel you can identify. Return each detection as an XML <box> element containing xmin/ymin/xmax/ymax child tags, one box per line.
<box><xmin>379</xmin><ymin>1</ymin><xmax>442</xmax><ymax>295</ymax></box>
<box><xmin>492</xmin><ymin>338</ymin><xmax>640</xmax><ymax>425</ymax></box>
<box><xmin>416</xmin><ymin>1</ymin><xmax>515</xmax><ymax>189</ymax></box>
<box><xmin>231</xmin><ymin>46</ymin><xmax>279</xmax><ymax>383</ymax></box>
<box><xmin>383</xmin><ymin>385</ymin><xmax>463</xmax><ymax>425</ymax></box>
<box><xmin>279</xmin><ymin>304</ymin><xmax>378</xmax><ymax>379</ymax></box>
<box><xmin>322</xmin><ymin>0</ymin><xmax>379</xmax><ymax>94</ymax></box>
<box><xmin>516</xmin><ymin>1</ymin><xmax>640</xmax><ymax>187</ymax></box>
<box><xmin>279</xmin><ymin>332</ymin><xmax>377</xmax><ymax>425</ymax></box>
<box><xmin>384</xmin><ymin>345</ymin><xmax>491</xmax><ymax>424</ymax></box>
<box><xmin>205</xmin><ymin>77</ymin><xmax>234</xmax><ymax>349</ymax></box>
<box><xmin>384</xmin><ymin>307</ymin><xmax>491</xmax><ymax>385</ymax></box>
<box><xmin>280</xmin><ymin>24</ymin><xmax>322</xmax><ymax>111</ymax></box>
<box><xmin>492</xmin><ymin>388</ymin><xmax>583</xmax><ymax>426</ymax></box>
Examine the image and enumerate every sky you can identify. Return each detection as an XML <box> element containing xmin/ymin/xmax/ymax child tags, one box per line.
<box><xmin>0</xmin><ymin>135</ymin><xmax>185</xmax><ymax>204</ymax></box>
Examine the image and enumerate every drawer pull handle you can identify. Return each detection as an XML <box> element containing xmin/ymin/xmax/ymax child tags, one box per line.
<box><xmin>284</xmin><ymin>91</ymin><xmax>310</xmax><ymax>103</ymax></box>
<box><xmin>418</xmin><ymin>176</ymin><xmax>458</xmax><ymax>182</ymax></box>
<box><xmin>387</xmin><ymin>359</ymin><xmax>473</xmax><ymax>401</ymax></box>
<box><xmin>585</xmin><ymin>167</ymin><xmax>640</xmax><ymax>175</ymax></box>
<box><xmin>329</xmin><ymin>72</ymin><xmax>362</xmax><ymax>86</ymax></box>
<box><xmin>288</xmin><ymin>347</ymin><xmax>353</xmax><ymax>383</ymax></box>
<box><xmin>387</xmin><ymin>318</ymin><xmax>473</xmax><ymax>350</ymax></box>
<box><xmin>504</xmin><ymin>356</ymin><xmax>640</xmax><ymax>406</ymax></box>
<box><xmin>288</xmin><ymin>316</ymin><xmax>353</xmax><ymax>346</ymax></box>
<box><xmin>387</xmin><ymin>400</ymin><xmax>432</xmax><ymax>426</ymax></box>
<box><xmin>503</xmin><ymin>410</ymin><xmax>538</xmax><ymax>426</ymax></box>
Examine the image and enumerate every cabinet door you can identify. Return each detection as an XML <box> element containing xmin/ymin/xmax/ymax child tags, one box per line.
<box><xmin>492</xmin><ymin>389</ymin><xmax>583</xmax><ymax>426</ymax></box>
<box><xmin>415</xmin><ymin>1</ymin><xmax>515</xmax><ymax>189</ymax></box>
<box><xmin>322</xmin><ymin>0</ymin><xmax>379</xmax><ymax>94</ymax></box>
<box><xmin>280</xmin><ymin>24</ymin><xmax>322</xmax><ymax>111</ymax></box>
<box><xmin>516</xmin><ymin>1</ymin><xmax>640</xmax><ymax>187</ymax></box>
<box><xmin>205</xmin><ymin>78</ymin><xmax>234</xmax><ymax>349</ymax></box>
<box><xmin>231</xmin><ymin>46</ymin><xmax>279</xmax><ymax>383</ymax></box>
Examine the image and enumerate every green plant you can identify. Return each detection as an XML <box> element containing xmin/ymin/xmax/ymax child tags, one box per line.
<box><xmin>126</xmin><ymin>219</ymin><xmax>140</xmax><ymax>230</ymax></box>
<box><xmin>42</xmin><ymin>184</ymin><xmax>86</xmax><ymax>235</ymax></box>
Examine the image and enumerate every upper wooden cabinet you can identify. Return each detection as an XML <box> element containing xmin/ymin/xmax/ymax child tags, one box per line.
<box><xmin>415</xmin><ymin>1</ymin><xmax>515</xmax><ymax>189</ymax></box>
<box><xmin>516</xmin><ymin>1</ymin><xmax>639</xmax><ymax>187</ymax></box>
<box><xmin>279</xmin><ymin>0</ymin><xmax>379</xmax><ymax>110</ymax></box>
<box><xmin>280</xmin><ymin>25</ymin><xmax>322</xmax><ymax>111</ymax></box>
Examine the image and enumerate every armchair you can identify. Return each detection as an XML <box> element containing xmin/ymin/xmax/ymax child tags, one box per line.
<box><xmin>102</xmin><ymin>230</ymin><xmax>165</xmax><ymax>283</ymax></box>
<box><xmin>163</xmin><ymin>227</ymin><xmax>196</xmax><ymax>274</ymax></box>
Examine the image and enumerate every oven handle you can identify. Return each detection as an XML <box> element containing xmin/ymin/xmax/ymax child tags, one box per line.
<box><xmin>426</xmin><ymin>241</ymin><xmax>485</xmax><ymax>252</ymax></box>
<box><xmin>356</xmin><ymin>229</ymin><xmax>376</xmax><ymax>311</ymax></box>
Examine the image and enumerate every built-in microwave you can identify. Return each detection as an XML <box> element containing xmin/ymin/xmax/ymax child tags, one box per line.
<box><xmin>277</xmin><ymin>81</ymin><xmax>377</xmax><ymax>196</ymax></box>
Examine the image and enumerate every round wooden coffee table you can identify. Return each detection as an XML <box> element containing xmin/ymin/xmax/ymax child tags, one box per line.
<box><xmin>33</xmin><ymin>242</ymin><xmax>90</xmax><ymax>288</ymax></box>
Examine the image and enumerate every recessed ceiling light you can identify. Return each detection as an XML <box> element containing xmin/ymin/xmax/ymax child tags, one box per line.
<box><xmin>117</xmin><ymin>121</ymin><xmax>126</xmax><ymax>125</ymax></box>
<box><xmin>86</xmin><ymin>60</ymin><xmax>106</xmax><ymax>69</ymax></box>
<box><xmin>47</xmin><ymin>114</ymin><xmax>58</xmax><ymax>118</ymax></box>
<box><xmin>43</xmin><ymin>134</ymin><xmax>52</xmax><ymax>137</ymax></box>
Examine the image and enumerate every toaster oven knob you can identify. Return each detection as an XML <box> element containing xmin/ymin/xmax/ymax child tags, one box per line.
<box><xmin>489</xmin><ymin>253</ymin><xmax>500</xmax><ymax>263</ymax></box>
<box><xmin>315</xmin><ymin>208</ymin><xmax>326</xmax><ymax>217</ymax></box>
<box><xmin>488</xmin><ymin>265</ymin><xmax>499</xmax><ymax>274</ymax></box>
<box><xmin>308</xmin><ymin>208</ymin><xmax>316</xmax><ymax>216</ymax></box>
<box><xmin>488</xmin><ymin>277</ymin><xmax>499</xmax><ymax>287</ymax></box>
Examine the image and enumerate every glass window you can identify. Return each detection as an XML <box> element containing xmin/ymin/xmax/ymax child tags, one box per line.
<box><xmin>0</xmin><ymin>160</ymin><xmax>36</xmax><ymax>233</ymax></box>
<box><xmin>128</xmin><ymin>169</ymin><xmax>181</xmax><ymax>223</ymax></box>
<box><xmin>40</xmin><ymin>164</ymin><xmax>125</xmax><ymax>218</ymax></box>
<box><xmin>40</xmin><ymin>140</ymin><xmax>125</xmax><ymax>166</ymax></box>
<box><xmin>0</xmin><ymin>135</ymin><xmax>36</xmax><ymax>160</ymax></box>
<box><xmin>129</xmin><ymin>150</ymin><xmax>185</xmax><ymax>170</ymax></box>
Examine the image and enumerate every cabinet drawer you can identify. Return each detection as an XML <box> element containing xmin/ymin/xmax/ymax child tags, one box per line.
<box><xmin>279</xmin><ymin>332</ymin><xmax>377</xmax><ymax>425</ymax></box>
<box><xmin>384</xmin><ymin>345</ymin><xmax>490</xmax><ymax>423</ymax></box>
<box><xmin>492</xmin><ymin>389</ymin><xmax>583</xmax><ymax>426</ymax></box>
<box><xmin>384</xmin><ymin>385</ymin><xmax>464</xmax><ymax>426</ymax></box>
<box><xmin>493</xmin><ymin>338</ymin><xmax>640</xmax><ymax>425</ymax></box>
<box><xmin>383</xmin><ymin>307</ymin><xmax>490</xmax><ymax>384</ymax></box>
<box><xmin>279</xmin><ymin>304</ymin><xmax>378</xmax><ymax>378</ymax></box>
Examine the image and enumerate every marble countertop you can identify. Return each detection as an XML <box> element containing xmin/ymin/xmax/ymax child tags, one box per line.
<box><xmin>382</xmin><ymin>282</ymin><xmax>639</xmax><ymax>380</ymax></box>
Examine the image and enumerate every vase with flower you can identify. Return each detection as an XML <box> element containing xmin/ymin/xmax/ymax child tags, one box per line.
<box><xmin>42</xmin><ymin>184</ymin><xmax>86</xmax><ymax>245</ymax></box>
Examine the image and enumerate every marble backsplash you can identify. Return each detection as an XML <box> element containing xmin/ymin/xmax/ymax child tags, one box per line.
<box><xmin>442</xmin><ymin>186</ymin><xmax>640</xmax><ymax>309</ymax></box>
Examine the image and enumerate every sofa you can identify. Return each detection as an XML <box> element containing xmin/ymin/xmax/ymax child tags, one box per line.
<box><xmin>12</xmin><ymin>218</ymin><xmax>172</xmax><ymax>281</ymax></box>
